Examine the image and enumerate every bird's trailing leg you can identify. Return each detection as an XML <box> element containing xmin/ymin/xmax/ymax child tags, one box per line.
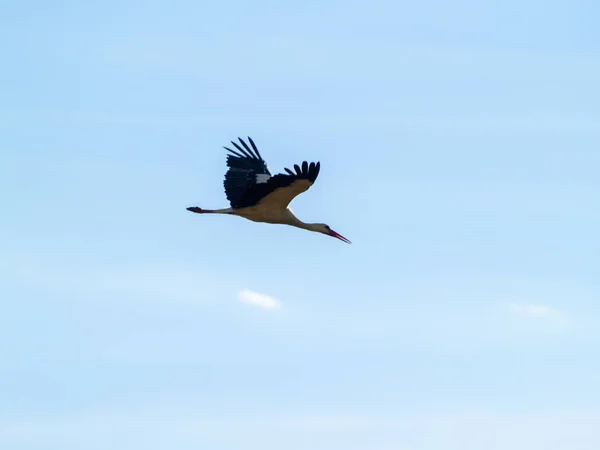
<box><xmin>186</xmin><ymin>206</ymin><xmax>234</xmax><ymax>215</ymax></box>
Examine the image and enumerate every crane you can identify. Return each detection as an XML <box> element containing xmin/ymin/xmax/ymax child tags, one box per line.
<box><xmin>187</xmin><ymin>136</ymin><xmax>351</xmax><ymax>244</ymax></box>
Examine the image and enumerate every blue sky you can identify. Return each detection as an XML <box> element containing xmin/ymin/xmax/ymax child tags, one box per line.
<box><xmin>1</xmin><ymin>0</ymin><xmax>600</xmax><ymax>449</ymax></box>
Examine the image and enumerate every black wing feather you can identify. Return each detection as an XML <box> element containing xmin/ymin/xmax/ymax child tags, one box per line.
<box><xmin>223</xmin><ymin>146</ymin><xmax>246</xmax><ymax>159</ymax></box>
<box><xmin>223</xmin><ymin>137</ymin><xmax>272</xmax><ymax>208</ymax></box>
<box><xmin>222</xmin><ymin>136</ymin><xmax>321</xmax><ymax>209</ymax></box>
<box><xmin>231</xmin><ymin>141</ymin><xmax>253</xmax><ymax>159</ymax></box>
<box><xmin>247</xmin><ymin>137</ymin><xmax>264</xmax><ymax>161</ymax></box>
<box><xmin>238</xmin><ymin>137</ymin><xmax>260</xmax><ymax>160</ymax></box>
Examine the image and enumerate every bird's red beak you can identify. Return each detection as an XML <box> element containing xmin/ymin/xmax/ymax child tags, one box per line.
<box><xmin>329</xmin><ymin>229</ymin><xmax>352</xmax><ymax>244</ymax></box>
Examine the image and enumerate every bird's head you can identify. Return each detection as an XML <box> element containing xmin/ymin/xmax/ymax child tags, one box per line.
<box><xmin>313</xmin><ymin>223</ymin><xmax>352</xmax><ymax>244</ymax></box>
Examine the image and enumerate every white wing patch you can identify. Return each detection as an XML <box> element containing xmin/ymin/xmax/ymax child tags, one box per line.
<box><xmin>255</xmin><ymin>173</ymin><xmax>271</xmax><ymax>184</ymax></box>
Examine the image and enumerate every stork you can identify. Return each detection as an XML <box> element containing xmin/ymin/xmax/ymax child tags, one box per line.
<box><xmin>186</xmin><ymin>136</ymin><xmax>351</xmax><ymax>244</ymax></box>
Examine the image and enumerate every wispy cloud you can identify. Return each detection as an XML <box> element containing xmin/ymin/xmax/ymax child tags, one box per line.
<box><xmin>239</xmin><ymin>289</ymin><xmax>281</xmax><ymax>311</ymax></box>
<box><xmin>507</xmin><ymin>303</ymin><xmax>567</xmax><ymax>321</ymax></box>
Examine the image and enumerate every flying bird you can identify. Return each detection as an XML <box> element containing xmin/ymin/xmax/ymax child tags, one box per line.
<box><xmin>186</xmin><ymin>136</ymin><xmax>351</xmax><ymax>244</ymax></box>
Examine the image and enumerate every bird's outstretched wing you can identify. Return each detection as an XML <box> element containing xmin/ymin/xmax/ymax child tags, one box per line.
<box><xmin>222</xmin><ymin>137</ymin><xmax>320</xmax><ymax>209</ymax></box>
<box><xmin>255</xmin><ymin>161</ymin><xmax>321</xmax><ymax>210</ymax></box>
<box><xmin>223</xmin><ymin>137</ymin><xmax>272</xmax><ymax>208</ymax></box>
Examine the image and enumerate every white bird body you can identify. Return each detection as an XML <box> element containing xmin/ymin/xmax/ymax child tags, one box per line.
<box><xmin>236</xmin><ymin>205</ymin><xmax>297</xmax><ymax>224</ymax></box>
<box><xmin>187</xmin><ymin>136</ymin><xmax>350</xmax><ymax>243</ymax></box>
<box><xmin>199</xmin><ymin>205</ymin><xmax>318</xmax><ymax>229</ymax></box>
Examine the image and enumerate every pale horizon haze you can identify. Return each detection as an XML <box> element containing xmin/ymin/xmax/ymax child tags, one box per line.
<box><xmin>2</xmin><ymin>1</ymin><xmax>600</xmax><ymax>449</ymax></box>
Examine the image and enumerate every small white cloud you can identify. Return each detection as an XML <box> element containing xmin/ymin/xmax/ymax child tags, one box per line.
<box><xmin>507</xmin><ymin>303</ymin><xmax>565</xmax><ymax>320</ymax></box>
<box><xmin>238</xmin><ymin>289</ymin><xmax>281</xmax><ymax>311</ymax></box>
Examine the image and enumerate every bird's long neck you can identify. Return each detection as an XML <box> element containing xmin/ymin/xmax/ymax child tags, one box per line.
<box><xmin>297</xmin><ymin>221</ymin><xmax>322</xmax><ymax>232</ymax></box>
<box><xmin>286</xmin><ymin>211</ymin><xmax>321</xmax><ymax>232</ymax></box>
